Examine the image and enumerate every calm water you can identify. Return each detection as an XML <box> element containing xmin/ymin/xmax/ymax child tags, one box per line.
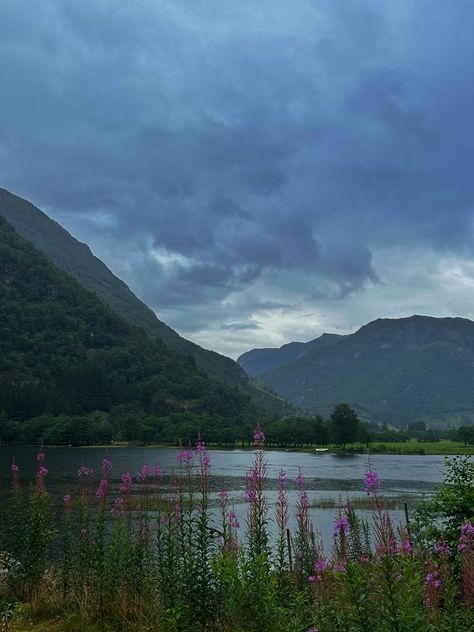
<box><xmin>0</xmin><ymin>446</ymin><xmax>447</xmax><ymax>548</ymax></box>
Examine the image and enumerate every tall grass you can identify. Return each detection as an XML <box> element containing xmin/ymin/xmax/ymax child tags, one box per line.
<box><xmin>0</xmin><ymin>432</ymin><xmax>473</xmax><ymax>632</ymax></box>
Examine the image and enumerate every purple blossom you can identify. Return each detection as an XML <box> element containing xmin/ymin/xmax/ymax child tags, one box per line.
<box><xmin>120</xmin><ymin>471</ymin><xmax>132</xmax><ymax>494</ymax></box>
<box><xmin>308</xmin><ymin>575</ymin><xmax>317</xmax><ymax>583</ymax></box>
<box><xmin>334</xmin><ymin>515</ymin><xmax>349</xmax><ymax>534</ymax></box>
<box><xmin>37</xmin><ymin>451</ymin><xmax>45</xmax><ymax>462</ymax></box>
<box><xmin>11</xmin><ymin>463</ymin><xmax>19</xmax><ymax>474</ymax></box>
<box><xmin>229</xmin><ymin>511</ymin><xmax>240</xmax><ymax>529</ymax></box>
<box><xmin>102</xmin><ymin>457</ymin><xmax>112</xmax><ymax>474</ymax></box>
<box><xmin>457</xmin><ymin>522</ymin><xmax>474</xmax><ymax>552</ymax></box>
<box><xmin>77</xmin><ymin>465</ymin><xmax>93</xmax><ymax>478</ymax></box>
<box><xmin>136</xmin><ymin>464</ymin><xmax>153</xmax><ymax>482</ymax></box>
<box><xmin>299</xmin><ymin>489</ymin><xmax>310</xmax><ymax>509</ymax></box>
<box><xmin>38</xmin><ymin>465</ymin><xmax>48</xmax><ymax>478</ymax></box>
<box><xmin>253</xmin><ymin>428</ymin><xmax>265</xmax><ymax>444</ymax></box>
<box><xmin>296</xmin><ymin>470</ymin><xmax>305</xmax><ymax>488</ymax></box>
<box><xmin>218</xmin><ymin>490</ymin><xmax>229</xmax><ymax>502</ymax></box>
<box><xmin>95</xmin><ymin>479</ymin><xmax>108</xmax><ymax>500</ymax></box>
<box><xmin>314</xmin><ymin>559</ymin><xmax>329</xmax><ymax>573</ymax></box>
<box><xmin>196</xmin><ymin>438</ymin><xmax>206</xmax><ymax>453</ymax></box>
<box><xmin>63</xmin><ymin>494</ymin><xmax>72</xmax><ymax>506</ymax></box>
<box><xmin>176</xmin><ymin>449</ymin><xmax>193</xmax><ymax>465</ymax></box>
<box><xmin>434</xmin><ymin>541</ymin><xmax>450</xmax><ymax>556</ymax></box>
<box><xmin>245</xmin><ymin>489</ymin><xmax>257</xmax><ymax>503</ymax></box>
<box><xmin>401</xmin><ymin>540</ymin><xmax>413</xmax><ymax>555</ymax></box>
<box><xmin>460</xmin><ymin>522</ymin><xmax>474</xmax><ymax>537</ymax></box>
<box><xmin>364</xmin><ymin>468</ymin><xmax>381</xmax><ymax>495</ymax></box>
<box><xmin>425</xmin><ymin>571</ymin><xmax>442</xmax><ymax>589</ymax></box>
<box><xmin>153</xmin><ymin>464</ymin><xmax>162</xmax><ymax>477</ymax></box>
<box><xmin>278</xmin><ymin>469</ymin><xmax>287</xmax><ymax>485</ymax></box>
<box><xmin>333</xmin><ymin>561</ymin><xmax>346</xmax><ymax>573</ymax></box>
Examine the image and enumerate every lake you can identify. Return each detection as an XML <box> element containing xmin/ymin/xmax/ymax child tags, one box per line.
<box><xmin>0</xmin><ymin>446</ymin><xmax>447</xmax><ymax>548</ymax></box>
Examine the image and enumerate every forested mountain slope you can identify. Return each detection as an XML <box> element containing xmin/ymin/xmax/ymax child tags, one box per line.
<box><xmin>0</xmin><ymin>187</ymin><xmax>291</xmax><ymax>416</ymax></box>
<box><xmin>0</xmin><ymin>217</ymin><xmax>262</xmax><ymax>443</ymax></box>
<box><xmin>250</xmin><ymin>316</ymin><xmax>474</xmax><ymax>426</ymax></box>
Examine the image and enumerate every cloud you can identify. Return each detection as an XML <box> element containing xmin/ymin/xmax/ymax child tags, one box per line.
<box><xmin>1</xmin><ymin>0</ymin><xmax>474</xmax><ymax>357</ymax></box>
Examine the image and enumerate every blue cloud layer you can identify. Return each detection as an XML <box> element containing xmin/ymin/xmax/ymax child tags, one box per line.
<box><xmin>1</xmin><ymin>0</ymin><xmax>473</xmax><ymax>354</ymax></box>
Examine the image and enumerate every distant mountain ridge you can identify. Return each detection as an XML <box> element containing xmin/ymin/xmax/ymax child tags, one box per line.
<box><xmin>238</xmin><ymin>333</ymin><xmax>344</xmax><ymax>376</ymax></box>
<box><xmin>0</xmin><ymin>187</ymin><xmax>292</xmax><ymax>416</ymax></box>
<box><xmin>239</xmin><ymin>316</ymin><xmax>474</xmax><ymax>426</ymax></box>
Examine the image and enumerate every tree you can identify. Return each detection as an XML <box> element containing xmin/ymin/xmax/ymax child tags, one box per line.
<box><xmin>458</xmin><ymin>426</ymin><xmax>474</xmax><ymax>447</ymax></box>
<box><xmin>330</xmin><ymin>403</ymin><xmax>359</xmax><ymax>448</ymax></box>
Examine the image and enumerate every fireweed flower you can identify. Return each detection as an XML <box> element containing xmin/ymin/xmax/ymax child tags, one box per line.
<box><xmin>401</xmin><ymin>539</ymin><xmax>413</xmax><ymax>555</ymax></box>
<box><xmin>253</xmin><ymin>427</ymin><xmax>265</xmax><ymax>445</ymax></box>
<box><xmin>218</xmin><ymin>490</ymin><xmax>229</xmax><ymax>502</ymax></box>
<box><xmin>176</xmin><ymin>449</ymin><xmax>193</xmax><ymax>465</ymax></box>
<box><xmin>136</xmin><ymin>464</ymin><xmax>154</xmax><ymax>482</ymax></box>
<box><xmin>63</xmin><ymin>494</ymin><xmax>72</xmax><ymax>505</ymax></box>
<box><xmin>77</xmin><ymin>465</ymin><xmax>93</xmax><ymax>478</ymax></box>
<box><xmin>458</xmin><ymin>522</ymin><xmax>474</xmax><ymax>552</ymax></box>
<box><xmin>278</xmin><ymin>469</ymin><xmax>287</xmax><ymax>485</ymax></box>
<box><xmin>296</xmin><ymin>469</ymin><xmax>306</xmax><ymax>488</ymax></box>
<box><xmin>364</xmin><ymin>468</ymin><xmax>381</xmax><ymax>495</ymax></box>
<box><xmin>120</xmin><ymin>471</ymin><xmax>132</xmax><ymax>494</ymax></box>
<box><xmin>425</xmin><ymin>571</ymin><xmax>442</xmax><ymax>589</ymax></box>
<box><xmin>10</xmin><ymin>463</ymin><xmax>19</xmax><ymax>473</ymax></box>
<box><xmin>36</xmin><ymin>461</ymin><xmax>48</xmax><ymax>495</ymax></box>
<box><xmin>102</xmin><ymin>457</ymin><xmax>112</xmax><ymax>475</ymax></box>
<box><xmin>434</xmin><ymin>541</ymin><xmax>450</xmax><ymax>556</ymax></box>
<box><xmin>229</xmin><ymin>511</ymin><xmax>240</xmax><ymax>529</ymax></box>
<box><xmin>333</xmin><ymin>561</ymin><xmax>346</xmax><ymax>573</ymax></box>
<box><xmin>95</xmin><ymin>479</ymin><xmax>108</xmax><ymax>501</ymax></box>
<box><xmin>37</xmin><ymin>451</ymin><xmax>45</xmax><ymax>462</ymax></box>
<box><xmin>245</xmin><ymin>489</ymin><xmax>257</xmax><ymax>503</ymax></box>
<box><xmin>334</xmin><ymin>515</ymin><xmax>349</xmax><ymax>534</ymax></box>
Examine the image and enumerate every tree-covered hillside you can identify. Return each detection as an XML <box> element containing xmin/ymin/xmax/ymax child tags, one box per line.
<box><xmin>0</xmin><ymin>217</ymin><xmax>262</xmax><ymax>444</ymax></box>
<box><xmin>0</xmin><ymin>187</ymin><xmax>292</xmax><ymax>416</ymax></box>
<box><xmin>251</xmin><ymin>316</ymin><xmax>474</xmax><ymax>426</ymax></box>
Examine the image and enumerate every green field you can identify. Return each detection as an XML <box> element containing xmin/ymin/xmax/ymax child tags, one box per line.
<box><xmin>354</xmin><ymin>438</ymin><xmax>474</xmax><ymax>455</ymax></box>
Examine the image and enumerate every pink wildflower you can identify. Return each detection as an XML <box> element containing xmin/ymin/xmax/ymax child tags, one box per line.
<box><xmin>296</xmin><ymin>469</ymin><xmax>305</xmax><ymax>488</ymax></box>
<box><xmin>434</xmin><ymin>541</ymin><xmax>450</xmax><ymax>556</ymax></box>
<box><xmin>364</xmin><ymin>468</ymin><xmax>381</xmax><ymax>495</ymax></box>
<box><xmin>334</xmin><ymin>515</ymin><xmax>349</xmax><ymax>534</ymax></box>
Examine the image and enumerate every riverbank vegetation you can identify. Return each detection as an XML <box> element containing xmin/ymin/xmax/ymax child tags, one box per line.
<box><xmin>0</xmin><ymin>432</ymin><xmax>473</xmax><ymax>631</ymax></box>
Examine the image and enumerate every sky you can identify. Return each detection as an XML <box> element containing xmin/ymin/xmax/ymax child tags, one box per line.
<box><xmin>1</xmin><ymin>0</ymin><xmax>474</xmax><ymax>359</ymax></box>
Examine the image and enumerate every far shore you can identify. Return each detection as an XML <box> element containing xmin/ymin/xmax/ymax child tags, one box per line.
<box><xmin>4</xmin><ymin>439</ymin><xmax>473</xmax><ymax>456</ymax></box>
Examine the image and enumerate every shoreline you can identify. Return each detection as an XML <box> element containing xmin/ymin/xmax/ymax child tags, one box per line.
<box><xmin>2</xmin><ymin>440</ymin><xmax>473</xmax><ymax>456</ymax></box>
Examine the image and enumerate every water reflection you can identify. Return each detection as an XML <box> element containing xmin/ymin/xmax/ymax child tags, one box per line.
<box><xmin>0</xmin><ymin>446</ymin><xmax>447</xmax><ymax>547</ymax></box>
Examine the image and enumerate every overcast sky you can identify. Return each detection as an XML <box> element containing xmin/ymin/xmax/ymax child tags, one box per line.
<box><xmin>2</xmin><ymin>1</ymin><xmax>474</xmax><ymax>359</ymax></box>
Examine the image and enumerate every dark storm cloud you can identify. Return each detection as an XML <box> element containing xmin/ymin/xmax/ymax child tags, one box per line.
<box><xmin>1</xmin><ymin>0</ymin><xmax>474</xmax><ymax>354</ymax></box>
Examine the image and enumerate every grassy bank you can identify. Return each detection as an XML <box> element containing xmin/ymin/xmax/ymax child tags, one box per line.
<box><xmin>38</xmin><ymin>438</ymin><xmax>474</xmax><ymax>455</ymax></box>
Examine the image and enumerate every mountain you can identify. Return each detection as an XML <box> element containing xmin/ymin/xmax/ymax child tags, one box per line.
<box><xmin>0</xmin><ymin>187</ymin><xmax>291</xmax><ymax>416</ymax></box>
<box><xmin>0</xmin><ymin>216</ymin><xmax>261</xmax><ymax>443</ymax></box>
<box><xmin>243</xmin><ymin>316</ymin><xmax>474</xmax><ymax>426</ymax></box>
<box><xmin>238</xmin><ymin>333</ymin><xmax>343</xmax><ymax>377</ymax></box>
